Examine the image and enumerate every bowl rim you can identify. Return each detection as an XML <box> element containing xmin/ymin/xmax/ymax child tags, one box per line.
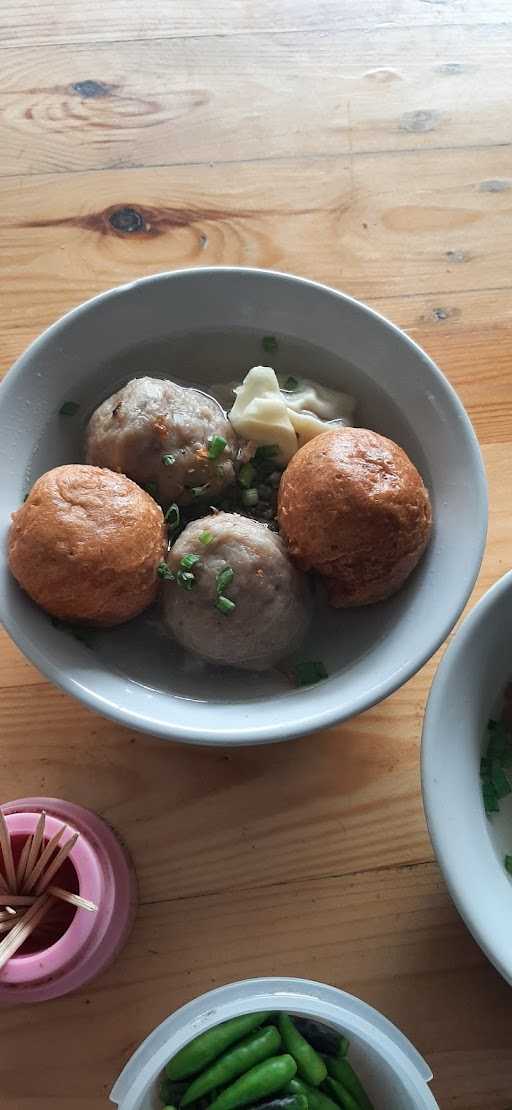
<box><xmin>421</xmin><ymin>569</ymin><xmax>512</xmax><ymax>985</ymax></box>
<box><xmin>0</xmin><ymin>266</ymin><xmax>488</xmax><ymax>744</ymax></box>
<box><xmin>109</xmin><ymin>975</ymin><xmax>438</xmax><ymax>1110</ymax></box>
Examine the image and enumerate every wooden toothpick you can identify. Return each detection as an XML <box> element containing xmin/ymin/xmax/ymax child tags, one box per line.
<box><xmin>0</xmin><ymin>811</ymin><xmax>16</xmax><ymax>892</ymax></box>
<box><xmin>23</xmin><ymin>823</ymin><xmax>67</xmax><ymax>893</ymax></box>
<box><xmin>0</xmin><ymin>810</ymin><xmax>95</xmax><ymax>967</ymax></box>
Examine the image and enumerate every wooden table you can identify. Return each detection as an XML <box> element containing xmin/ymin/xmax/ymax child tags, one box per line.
<box><xmin>1</xmin><ymin>2</ymin><xmax>511</xmax><ymax>1106</ymax></box>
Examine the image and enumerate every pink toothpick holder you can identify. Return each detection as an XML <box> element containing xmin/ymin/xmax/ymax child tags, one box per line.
<box><xmin>0</xmin><ymin>796</ymin><xmax>137</xmax><ymax>1004</ymax></box>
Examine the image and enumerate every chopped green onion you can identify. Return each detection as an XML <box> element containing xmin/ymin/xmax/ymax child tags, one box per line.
<box><xmin>294</xmin><ymin>660</ymin><xmax>328</xmax><ymax>687</ymax></box>
<box><xmin>143</xmin><ymin>481</ymin><xmax>158</xmax><ymax>498</ymax></box>
<box><xmin>216</xmin><ymin>566</ymin><xmax>234</xmax><ymax>595</ymax></box>
<box><xmin>283</xmin><ymin>376</ymin><xmax>299</xmax><ymax>391</ymax></box>
<box><xmin>191</xmin><ymin>483</ymin><xmax>210</xmax><ymax>498</ymax></box>
<box><xmin>254</xmin><ymin>444</ymin><xmax>279</xmax><ymax>461</ymax></box>
<box><xmin>480</xmin><ymin>756</ymin><xmax>491</xmax><ymax>779</ymax></box>
<box><xmin>483</xmin><ymin>780</ymin><xmax>499</xmax><ymax>815</ymax></box>
<box><xmin>180</xmin><ymin>554</ymin><xmax>201</xmax><ymax>570</ymax></box>
<box><xmin>216</xmin><ymin>595</ymin><xmax>236</xmax><ymax>615</ymax></box>
<box><xmin>505</xmin><ymin>855</ymin><xmax>512</xmax><ymax>875</ymax></box>
<box><xmin>165</xmin><ymin>503</ymin><xmax>180</xmax><ymax>530</ymax></box>
<box><xmin>487</xmin><ymin>722</ymin><xmax>509</xmax><ymax>760</ymax></box>
<box><xmin>59</xmin><ymin>400</ymin><xmax>80</xmax><ymax>416</ymax></box>
<box><xmin>239</xmin><ymin>462</ymin><xmax>256</xmax><ymax>489</ymax></box>
<box><xmin>200</xmin><ymin>530</ymin><xmax>214</xmax><ymax>545</ymax></box>
<box><xmin>207</xmin><ymin>435</ymin><xmax>227</xmax><ymax>460</ymax></box>
<box><xmin>162</xmin><ymin>453</ymin><xmax>176</xmax><ymax>466</ymax></box>
<box><xmin>177</xmin><ymin>570</ymin><xmax>196</xmax><ymax>591</ymax></box>
<box><xmin>262</xmin><ymin>335</ymin><xmax>278</xmax><ymax>353</ymax></box>
<box><xmin>242</xmin><ymin>488</ymin><xmax>259</xmax><ymax>508</ymax></box>
<box><xmin>157</xmin><ymin>562</ymin><xmax>175</xmax><ymax>581</ymax></box>
<box><xmin>491</xmin><ymin>760</ymin><xmax>511</xmax><ymax>799</ymax></box>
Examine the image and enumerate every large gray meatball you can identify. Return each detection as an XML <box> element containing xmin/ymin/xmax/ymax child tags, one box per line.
<box><xmin>85</xmin><ymin>377</ymin><xmax>238</xmax><ymax>507</ymax></box>
<box><xmin>162</xmin><ymin>512</ymin><xmax>312</xmax><ymax>670</ymax></box>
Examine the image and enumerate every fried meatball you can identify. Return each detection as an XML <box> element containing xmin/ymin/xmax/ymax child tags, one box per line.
<box><xmin>8</xmin><ymin>465</ymin><xmax>167</xmax><ymax>625</ymax></box>
<box><xmin>278</xmin><ymin>427</ymin><xmax>432</xmax><ymax>607</ymax></box>
<box><xmin>162</xmin><ymin>512</ymin><xmax>311</xmax><ymax>670</ymax></box>
<box><xmin>85</xmin><ymin>376</ymin><xmax>238</xmax><ymax>506</ymax></box>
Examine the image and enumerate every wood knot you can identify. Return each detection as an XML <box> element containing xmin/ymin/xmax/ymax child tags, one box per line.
<box><xmin>109</xmin><ymin>207</ymin><xmax>146</xmax><ymax>234</ymax></box>
<box><xmin>71</xmin><ymin>80</ymin><xmax>113</xmax><ymax>99</ymax></box>
<box><xmin>400</xmin><ymin>109</ymin><xmax>442</xmax><ymax>133</ymax></box>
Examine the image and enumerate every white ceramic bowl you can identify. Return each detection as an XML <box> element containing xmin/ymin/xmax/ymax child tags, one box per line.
<box><xmin>422</xmin><ymin>571</ymin><xmax>512</xmax><ymax>985</ymax></box>
<box><xmin>0</xmin><ymin>268</ymin><xmax>487</xmax><ymax>745</ymax></box>
<box><xmin>110</xmin><ymin>977</ymin><xmax>439</xmax><ymax>1110</ymax></box>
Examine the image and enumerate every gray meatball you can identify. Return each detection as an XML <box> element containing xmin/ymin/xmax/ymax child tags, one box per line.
<box><xmin>85</xmin><ymin>376</ymin><xmax>238</xmax><ymax>506</ymax></box>
<box><xmin>162</xmin><ymin>512</ymin><xmax>312</xmax><ymax>670</ymax></box>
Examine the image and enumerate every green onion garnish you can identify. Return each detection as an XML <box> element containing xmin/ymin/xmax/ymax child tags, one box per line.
<box><xmin>162</xmin><ymin>453</ymin><xmax>176</xmax><ymax>466</ymax></box>
<box><xmin>505</xmin><ymin>855</ymin><xmax>512</xmax><ymax>875</ymax></box>
<box><xmin>294</xmin><ymin>660</ymin><xmax>328</xmax><ymax>687</ymax></box>
<box><xmin>216</xmin><ymin>596</ymin><xmax>236</xmax><ymax>615</ymax></box>
<box><xmin>262</xmin><ymin>335</ymin><xmax>278</xmax><ymax>353</ymax></box>
<box><xmin>487</xmin><ymin>722</ymin><xmax>510</xmax><ymax>761</ymax></box>
<box><xmin>157</xmin><ymin>562</ymin><xmax>175</xmax><ymax>580</ymax></box>
<box><xmin>254</xmin><ymin>444</ymin><xmax>279</xmax><ymax>461</ymax></box>
<box><xmin>200</xmin><ymin>530</ymin><xmax>214</xmax><ymax>545</ymax></box>
<box><xmin>180</xmin><ymin>554</ymin><xmax>201</xmax><ymax>570</ymax></box>
<box><xmin>283</xmin><ymin>376</ymin><xmax>299</xmax><ymax>391</ymax></box>
<box><xmin>483</xmin><ymin>780</ymin><xmax>499</xmax><ymax>815</ymax></box>
<box><xmin>144</xmin><ymin>481</ymin><xmax>158</xmax><ymax>498</ymax></box>
<box><xmin>191</xmin><ymin>484</ymin><xmax>210</xmax><ymax>498</ymax></box>
<box><xmin>207</xmin><ymin>435</ymin><xmax>227</xmax><ymax>460</ymax></box>
<box><xmin>177</xmin><ymin>570</ymin><xmax>196</xmax><ymax>590</ymax></box>
<box><xmin>242</xmin><ymin>488</ymin><xmax>259</xmax><ymax>508</ymax></box>
<box><xmin>59</xmin><ymin>400</ymin><xmax>80</xmax><ymax>416</ymax></box>
<box><xmin>165</xmin><ymin>503</ymin><xmax>180</xmax><ymax>530</ymax></box>
<box><xmin>491</xmin><ymin>760</ymin><xmax>511</xmax><ymax>799</ymax></box>
<box><xmin>216</xmin><ymin>566</ymin><xmax>234</xmax><ymax>594</ymax></box>
<box><xmin>239</xmin><ymin>462</ymin><xmax>256</xmax><ymax>489</ymax></box>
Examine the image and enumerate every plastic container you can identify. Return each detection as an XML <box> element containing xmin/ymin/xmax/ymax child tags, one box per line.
<box><xmin>0</xmin><ymin>797</ymin><xmax>137</xmax><ymax>1003</ymax></box>
<box><xmin>110</xmin><ymin>977</ymin><xmax>439</xmax><ymax>1110</ymax></box>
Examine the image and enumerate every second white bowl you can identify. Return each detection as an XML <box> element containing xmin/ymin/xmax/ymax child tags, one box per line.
<box><xmin>422</xmin><ymin>570</ymin><xmax>512</xmax><ymax>984</ymax></box>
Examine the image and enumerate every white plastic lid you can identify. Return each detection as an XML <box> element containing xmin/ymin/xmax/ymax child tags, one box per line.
<box><xmin>110</xmin><ymin>977</ymin><xmax>438</xmax><ymax>1110</ymax></box>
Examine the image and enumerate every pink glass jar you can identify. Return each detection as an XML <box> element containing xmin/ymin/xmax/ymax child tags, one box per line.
<box><xmin>0</xmin><ymin>797</ymin><xmax>137</xmax><ymax>1004</ymax></box>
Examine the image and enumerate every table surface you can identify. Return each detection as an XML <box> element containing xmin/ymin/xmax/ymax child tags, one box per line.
<box><xmin>1</xmin><ymin>1</ymin><xmax>512</xmax><ymax>1106</ymax></box>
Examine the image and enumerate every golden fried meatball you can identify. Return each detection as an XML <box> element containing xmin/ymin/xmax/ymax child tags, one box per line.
<box><xmin>8</xmin><ymin>465</ymin><xmax>167</xmax><ymax>625</ymax></box>
<box><xmin>278</xmin><ymin>427</ymin><xmax>432</xmax><ymax>607</ymax></box>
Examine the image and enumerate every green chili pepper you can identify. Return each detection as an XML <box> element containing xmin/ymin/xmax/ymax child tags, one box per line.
<box><xmin>166</xmin><ymin>1013</ymin><xmax>272</xmax><ymax>1080</ymax></box>
<box><xmin>293</xmin><ymin>1021</ymin><xmax>345</xmax><ymax>1060</ymax></box>
<box><xmin>324</xmin><ymin>1059</ymin><xmax>373</xmax><ymax>1110</ymax></box>
<box><xmin>181</xmin><ymin>1025</ymin><xmax>282</xmax><ymax>1106</ymax></box>
<box><xmin>246</xmin><ymin>1097</ymin><xmax>308</xmax><ymax>1110</ymax></box>
<box><xmin>287</xmin><ymin>1078</ymin><xmax>338</xmax><ymax>1110</ymax></box>
<box><xmin>208</xmin><ymin>1056</ymin><xmax>297</xmax><ymax>1110</ymax></box>
<box><xmin>159</xmin><ymin>1078</ymin><xmax>188</xmax><ymax>1104</ymax></box>
<box><xmin>322</xmin><ymin>1078</ymin><xmax>360</xmax><ymax>1110</ymax></box>
<box><xmin>279</xmin><ymin>1015</ymin><xmax>327</xmax><ymax>1087</ymax></box>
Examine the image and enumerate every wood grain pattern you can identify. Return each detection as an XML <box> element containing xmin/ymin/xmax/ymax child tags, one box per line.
<box><xmin>1</xmin><ymin>1</ymin><xmax>511</xmax><ymax>47</ymax></box>
<box><xmin>2</xmin><ymin>22</ymin><xmax>512</xmax><ymax>177</ymax></box>
<box><xmin>1</xmin><ymin>2</ymin><xmax>512</xmax><ymax>1108</ymax></box>
<box><xmin>1</xmin><ymin>864</ymin><xmax>512</xmax><ymax>1109</ymax></box>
